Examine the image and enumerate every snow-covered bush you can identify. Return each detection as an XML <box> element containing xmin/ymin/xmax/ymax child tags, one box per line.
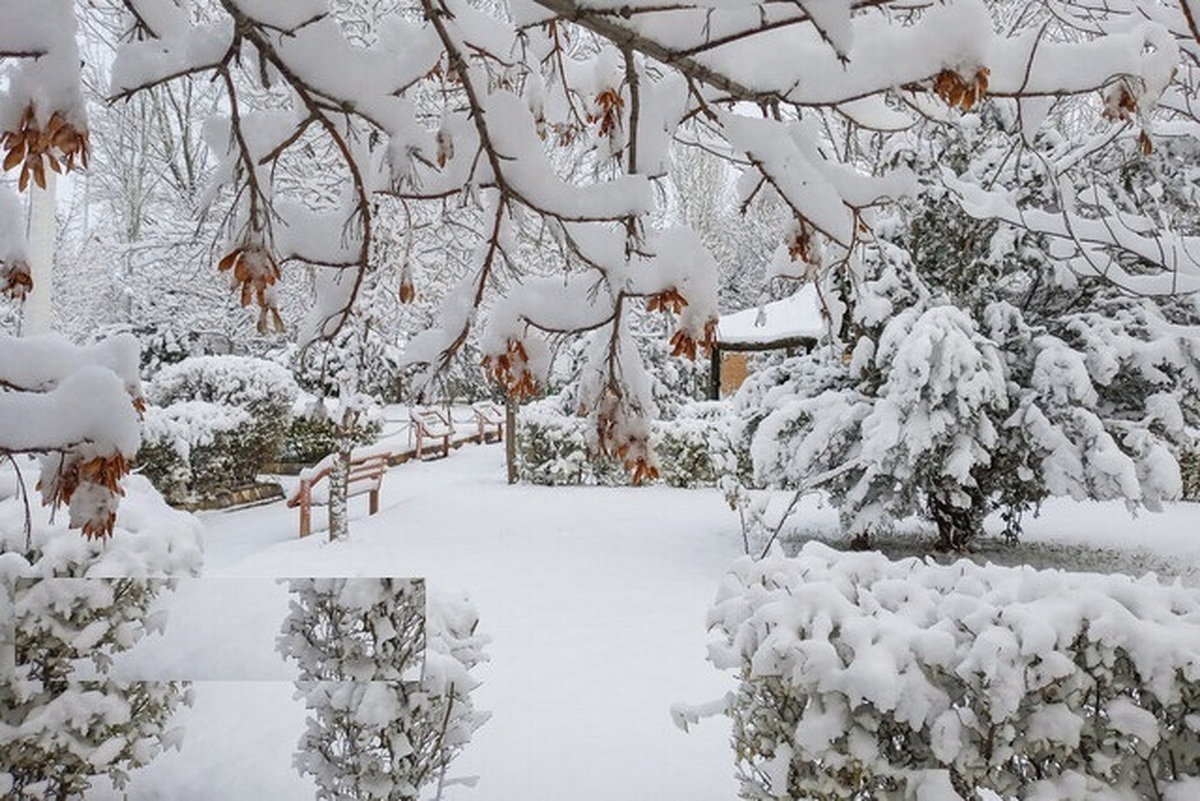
<box><xmin>0</xmin><ymin>470</ymin><xmax>203</xmax><ymax>798</ymax></box>
<box><xmin>516</xmin><ymin>399</ymin><xmax>623</xmax><ymax>486</ymax></box>
<box><xmin>149</xmin><ymin>355</ymin><xmax>298</xmax><ymax>421</ymax></box>
<box><xmin>517</xmin><ymin>398</ymin><xmax>743</xmax><ymax>487</ymax></box>
<box><xmin>1181</xmin><ymin>446</ymin><xmax>1200</xmax><ymax>502</ymax></box>
<box><xmin>734</xmin><ymin>247</ymin><xmax>1199</xmax><ymax>550</ymax></box>
<box><xmin>136</xmin><ymin>401</ymin><xmax>256</xmax><ymax>503</ymax></box>
<box><xmin>279</xmin><ymin>397</ymin><xmax>382</xmax><ymax>466</ymax></box>
<box><xmin>277</xmin><ymin>578</ymin><xmax>489</xmax><ymax>801</ymax></box>
<box><xmin>657</xmin><ymin>402</ymin><xmax>746</xmax><ymax>489</ymax></box>
<box><xmin>140</xmin><ymin>356</ymin><xmax>299</xmax><ymax>499</ymax></box>
<box><xmin>703</xmin><ymin>543</ymin><xmax>1200</xmax><ymax>800</ymax></box>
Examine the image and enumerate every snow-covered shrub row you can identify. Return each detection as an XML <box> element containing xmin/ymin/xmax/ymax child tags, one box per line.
<box><xmin>516</xmin><ymin>400</ymin><xmax>623</xmax><ymax>486</ymax></box>
<box><xmin>137</xmin><ymin>401</ymin><xmax>255</xmax><ymax>504</ymax></box>
<box><xmin>516</xmin><ymin>399</ymin><xmax>743</xmax><ymax>487</ymax></box>
<box><xmin>657</xmin><ymin>403</ymin><xmax>747</xmax><ymax>489</ymax></box>
<box><xmin>0</xmin><ymin>470</ymin><xmax>202</xmax><ymax>798</ymax></box>
<box><xmin>139</xmin><ymin>356</ymin><xmax>299</xmax><ymax>500</ymax></box>
<box><xmin>277</xmin><ymin>579</ymin><xmax>489</xmax><ymax>801</ymax></box>
<box><xmin>278</xmin><ymin>396</ymin><xmax>382</xmax><ymax>466</ymax></box>
<box><xmin>148</xmin><ymin>355</ymin><xmax>297</xmax><ymax>421</ymax></box>
<box><xmin>706</xmin><ymin>543</ymin><xmax>1200</xmax><ymax>800</ymax></box>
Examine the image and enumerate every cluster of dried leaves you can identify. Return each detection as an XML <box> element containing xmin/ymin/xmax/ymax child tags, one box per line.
<box><xmin>594</xmin><ymin>395</ymin><xmax>659</xmax><ymax>485</ymax></box>
<box><xmin>398</xmin><ymin>261</ymin><xmax>416</xmax><ymax>304</ymax></box>
<box><xmin>646</xmin><ymin>288</ymin><xmax>688</xmax><ymax>315</ymax></box>
<box><xmin>2</xmin><ymin>260</ymin><xmax>32</xmax><ymax>301</ymax></box>
<box><xmin>218</xmin><ymin>241</ymin><xmax>284</xmax><ymax>333</ymax></box>
<box><xmin>647</xmin><ymin>288</ymin><xmax>717</xmax><ymax>360</ymax></box>
<box><xmin>1102</xmin><ymin>80</ymin><xmax>1154</xmax><ymax>154</ymax></box>
<box><xmin>590</xmin><ymin>87</ymin><xmax>624</xmax><ymax>138</ymax></box>
<box><xmin>669</xmin><ymin>319</ymin><xmax>718</xmax><ymax>361</ymax></box>
<box><xmin>1</xmin><ymin>105</ymin><xmax>90</xmax><ymax>191</ymax></box>
<box><xmin>787</xmin><ymin>219</ymin><xmax>818</xmax><ymax>264</ymax></box>
<box><xmin>38</xmin><ymin>452</ymin><xmax>130</xmax><ymax>540</ymax></box>
<box><xmin>482</xmin><ymin>338</ymin><xmax>538</xmax><ymax>400</ymax></box>
<box><xmin>932</xmin><ymin>67</ymin><xmax>991</xmax><ymax>111</ymax></box>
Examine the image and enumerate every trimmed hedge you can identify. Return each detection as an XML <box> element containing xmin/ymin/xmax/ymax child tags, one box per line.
<box><xmin>278</xmin><ymin>402</ymin><xmax>383</xmax><ymax>466</ymax></box>
<box><xmin>704</xmin><ymin>542</ymin><xmax>1200</xmax><ymax>800</ymax></box>
<box><xmin>138</xmin><ymin>356</ymin><xmax>299</xmax><ymax>502</ymax></box>
<box><xmin>137</xmin><ymin>401</ymin><xmax>257</xmax><ymax>504</ymax></box>
<box><xmin>1182</xmin><ymin>449</ymin><xmax>1200</xmax><ymax>502</ymax></box>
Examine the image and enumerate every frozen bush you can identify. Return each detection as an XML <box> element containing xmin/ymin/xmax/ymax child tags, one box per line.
<box><xmin>704</xmin><ymin>543</ymin><xmax>1200</xmax><ymax>800</ymax></box>
<box><xmin>516</xmin><ymin>399</ymin><xmax>743</xmax><ymax>488</ymax></box>
<box><xmin>136</xmin><ymin>401</ymin><xmax>257</xmax><ymax>503</ymax></box>
<box><xmin>516</xmin><ymin>399</ymin><xmax>622</xmax><ymax>486</ymax></box>
<box><xmin>1182</xmin><ymin>447</ymin><xmax>1200</xmax><ymax>502</ymax></box>
<box><xmin>279</xmin><ymin>397</ymin><xmax>383</xmax><ymax>465</ymax></box>
<box><xmin>139</xmin><ymin>356</ymin><xmax>300</xmax><ymax>499</ymax></box>
<box><xmin>0</xmin><ymin>471</ymin><xmax>202</xmax><ymax>798</ymax></box>
<box><xmin>148</xmin><ymin>355</ymin><xmax>298</xmax><ymax>416</ymax></box>
<box><xmin>657</xmin><ymin>402</ymin><xmax>746</xmax><ymax>489</ymax></box>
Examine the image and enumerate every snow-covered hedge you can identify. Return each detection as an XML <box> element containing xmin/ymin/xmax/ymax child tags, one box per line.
<box><xmin>137</xmin><ymin>401</ymin><xmax>256</xmax><ymax>503</ymax></box>
<box><xmin>139</xmin><ymin>356</ymin><xmax>299</xmax><ymax>500</ymax></box>
<box><xmin>148</xmin><ymin>355</ymin><xmax>298</xmax><ymax>416</ymax></box>
<box><xmin>705</xmin><ymin>543</ymin><xmax>1200</xmax><ymax>800</ymax></box>
<box><xmin>657</xmin><ymin>402</ymin><xmax>746</xmax><ymax>489</ymax></box>
<box><xmin>516</xmin><ymin>400</ymin><xmax>622</xmax><ymax>485</ymax></box>
<box><xmin>516</xmin><ymin>399</ymin><xmax>742</xmax><ymax>487</ymax></box>
<box><xmin>1</xmin><ymin>471</ymin><xmax>203</xmax><ymax>798</ymax></box>
<box><xmin>278</xmin><ymin>397</ymin><xmax>382</xmax><ymax>466</ymax></box>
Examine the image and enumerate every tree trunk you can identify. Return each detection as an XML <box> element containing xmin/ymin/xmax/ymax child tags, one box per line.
<box><xmin>327</xmin><ymin>407</ymin><xmax>356</xmax><ymax>541</ymax></box>
<box><xmin>927</xmin><ymin>490</ymin><xmax>983</xmax><ymax>552</ymax></box>
<box><xmin>23</xmin><ymin>168</ymin><xmax>56</xmax><ymax>336</ymax></box>
<box><xmin>505</xmin><ymin>395</ymin><xmax>518</xmax><ymax>485</ymax></box>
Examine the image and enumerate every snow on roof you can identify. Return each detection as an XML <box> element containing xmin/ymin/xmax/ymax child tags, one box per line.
<box><xmin>717</xmin><ymin>283</ymin><xmax>826</xmax><ymax>348</ymax></box>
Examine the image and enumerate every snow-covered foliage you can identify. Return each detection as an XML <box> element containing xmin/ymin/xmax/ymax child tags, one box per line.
<box><xmin>704</xmin><ymin>542</ymin><xmax>1200</xmax><ymax>800</ymax></box>
<box><xmin>734</xmin><ymin>154</ymin><xmax>1200</xmax><ymax>549</ymax></box>
<box><xmin>148</xmin><ymin>354</ymin><xmax>297</xmax><ymax>416</ymax></box>
<box><xmin>279</xmin><ymin>396</ymin><xmax>383</xmax><ymax>465</ymax></box>
<box><xmin>3</xmin><ymin>0</ymin><xmax>1200</xmax><ymax>508</ymax></box>
<box><xmin>140</xmin><ymin>355</ymin><xmax>299</xmax><ymax>499</ymax></box>
<box><xmin>517</xmin><ymin>398</ymin><xmax>742</xmax><ymax>487</ymax></box>
<box><xmin>276</xmin><ymin>578</ymin><xmax>488</xmax><ymax>800</ymax></box>
<box><xmin>0</xmin><ymin>333</ymin><xmax>144</xmax><ymax>538</ymax></box>
<box><xmin>0</xmin><ymin>468</ymin><xmax>202</xmax><ymax>798</ymax></box>
<box><xmin>137</xmin><ymin>401</ymin><xmax>256</xmax><ymax>503</ymax></box>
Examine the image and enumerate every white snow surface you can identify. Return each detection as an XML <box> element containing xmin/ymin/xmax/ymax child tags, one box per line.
<box><xmin>98</xmin><ymin>444</ymin><xmax>744</xmax><ymax>800</ymax></box>
<box><xmin>717</xmin><ymin>282</ymin><xmax>826</xmax><ymax>346</ymax></box>
<box><xmin>70</xmin><ymin>441</ymin><xmax>1200</xmax><ymax>800</ymax></box>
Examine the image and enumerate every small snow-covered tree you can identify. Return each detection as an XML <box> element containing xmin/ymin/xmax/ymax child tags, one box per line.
<box><xmin>0</xmin><ymin>472</ymin><xmax>204</xmax><ymax>799</ymax></box>
<box><xmin>277</xmin><ymin>578</ymin><xmax>489</xmax><ymax>800</ymax></box>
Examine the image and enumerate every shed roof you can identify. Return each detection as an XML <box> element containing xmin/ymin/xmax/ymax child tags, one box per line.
<box><xmin>716</xmin><ymin>283</ymin><xmax>826</xmax><ymax>351</ymax></box>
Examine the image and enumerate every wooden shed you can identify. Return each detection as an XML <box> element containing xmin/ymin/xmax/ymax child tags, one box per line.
<box><xmin>710</xmin><ymin>283</ymin><xmax>826</xmax><ymax>399</ymax></box>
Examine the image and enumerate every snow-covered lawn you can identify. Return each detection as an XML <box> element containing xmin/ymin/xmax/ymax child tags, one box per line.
<box><xmin>105</xmin><ymin>443</ymin><xmax>745</xmax><ymax>800</ymax></box>
<box><xmin>101</xmin><ymin>442</ymin><xmax>1200</xmax><ymax>799</ymax></box>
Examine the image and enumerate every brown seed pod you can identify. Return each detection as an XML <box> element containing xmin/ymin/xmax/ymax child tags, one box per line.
<box><xmin>1</xmin><ymin>105</ymin><xmax>90</xmax><ymax>192</ymax></box>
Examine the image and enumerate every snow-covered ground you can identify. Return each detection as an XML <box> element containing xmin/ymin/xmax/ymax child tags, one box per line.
<box><xmin>101</xmin><ymin>442</ymin><xmax>1200</xmax><ymax>800</ymax></box>
<box><xmin>103</xmin><ymin>443</ymin><xmax>745</xmax><ymax>800</ymax></box>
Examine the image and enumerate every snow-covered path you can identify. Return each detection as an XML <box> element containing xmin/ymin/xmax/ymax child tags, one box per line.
<box><xmin>115</xmin><ymin>444</ymin><xmax>746</xmax><ymax>800</ymax></box>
